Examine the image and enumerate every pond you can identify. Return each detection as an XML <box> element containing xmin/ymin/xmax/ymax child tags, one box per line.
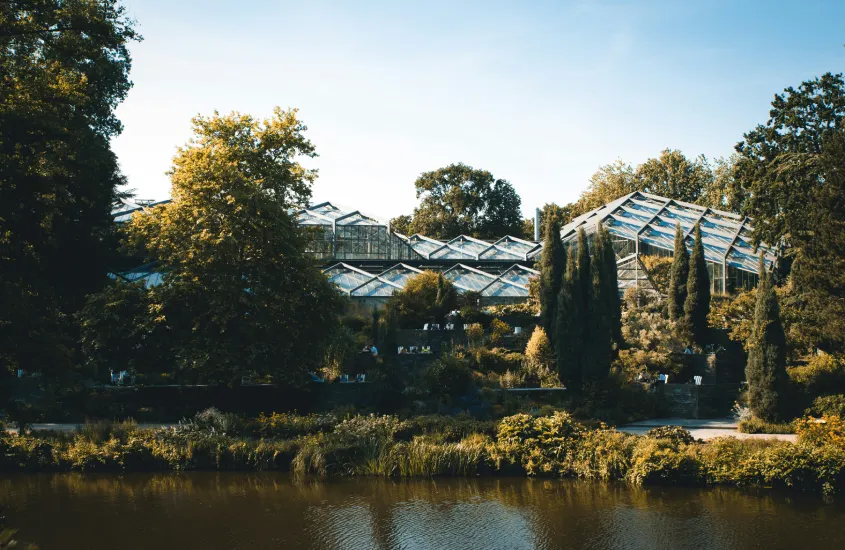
<box><xmin>2</xmin><ymin>474</ymin><xmax>844</xmax><ymax>549</ymax></box>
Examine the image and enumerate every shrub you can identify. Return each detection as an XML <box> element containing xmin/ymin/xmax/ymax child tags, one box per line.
<box><xmin>810</xmin><ymin>394</ymin><xmax>845</xmax><ymax>417</ymax></box>
<box><xmin>388</xmin><ymin>271</ymin><xmax>458</xmax><ymax>328</ymax></box>
<box><xmin>472</xmin><ymin>347</ymin><xmax>522</xmax><ymax>374</ymax></box>
<box><xmin>737</xmin><ymin>417</ymin><xmax>795</xmax><ymax>434</ymax></box>
<box><xmin>174</xmin><ymin>408</ymin><xmax>244</xmax><ymax>437</ymax></box>
<box><xmin>789</xmin><ymin>354</ymin><xmax>845</xmax><ymax>394</ymax></box>
<box><xmin>77</xmin><ymin>419</ymin><xmax>139</xmax><ymax>444</ymax></box>
<box><xmin>254</xmin><ymin>412</ymin><xmax>337</xmax><ymax>439</ymax></box>
<box><xmin>489</xmin><ymin>318</ymin><xmax>512</xmax><ymax>346</ymax></box>
<box><xmin>466</xmin><ymin>323</ymin><xmax>485</xmax><ymax>349</ymax></box>
<box><xmin>627</xmin><ymin>437</ymin><xmax>699</xmax><ymax>486</ymax></box>
<box><xmin>795</xmin><ymin>415</ymin><xmax>845</xmax><ymax>447</ymax></box>
<box><xmin>419</xmin><ymin>354</ymin><xmax>473</xmax><ymax>401</ymax></box>
<box><xmin>644</xmin><ymin>426</ymin><xmax>695</xmax><ymax>445</ymax></box>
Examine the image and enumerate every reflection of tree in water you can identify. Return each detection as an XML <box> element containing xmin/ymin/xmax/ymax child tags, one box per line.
<box><xmin>2</xmin><ymin>475</ymin><xmax>844</xmax><ymax>550</ymax></box>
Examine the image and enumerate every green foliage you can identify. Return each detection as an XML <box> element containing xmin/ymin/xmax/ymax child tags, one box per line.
<box><xmin>668</xmin><ymin>223</ymin><xmax>689</xmax><ymax>322</ymax></box>
<box><xmin>682</xmin><ymin>223</ymin><xmax>710</xmax><ymax>346</ymax></box>
<box><xmin>601</xmin><ymin>224</ymin><xmax>622</xmax><ymax>345</ymax></box>
<box><xmin>254</xmin><ymin>412</ymin><xmax>337</xmax><ymax>439</ymax></box>
<box><xmin>789</xmin><ymin>354</ymin><xmax>845</xmax><ymax>395</ymax></box>
<box><xmin>391</xmin><ymin>163</ymin><xmax>524</xmax><ymax>239</ymax></box>
<box><xmin>627</xmin><ymin>437</ymin><xmax>699</xmax><ymax>486</ymax></box>
<box><xmin>616</xmin><ymin>296</ymin><xmax>683</xmax><ymax>376</ymax></box>
<box><xmin>735</xmin><ymin>73</ymin><xmax>845</xmax><ymax>353</ymax></box>
<box><xmin>388</xmin><ymin>271</ymin><xmax>458</xmax><ymax>329</ymax></box>
<box><xmin>644</xmin><ymin>426</ymin><xmax>695</xmax><ymax>445</ymax></box>
<box><xmin>555</xmin><ymin>249</ymin><xmax>581</xmax><ymax>388</ymax></box>
<box><xmin>489</xmin><ymin>318</ymin><xmax>512</xmax><ymax>346</ymax></box>
<box><xmin>810</xmin><ymin>394</ymin><xmax>845</xmax><ymax>418</ymax></box>
<box><xmin>419</xmin><ymin>353</ymin><xmax>473</xmax><ymax>402</ymax></box>
<box><xmin>737</xmin><ymin>418</ymin><xmax>795</xmax><ymax>434</ymax></box>
<box><xmin>585</xmin><ymin>224</ymin><xmax>614</xmax><ymax>381</ymax></box>
<box><xmin>471</xmin><ymin>348</ymin><xmax>523</xmax><ymax>374</ymax></box>
<box><xmin>465</xmin><ymin>323</ymin><xmax>485</xmax><ymax>349</ymax></box>
<box><xmin>746</xmin><ymin>259</ymin><xmax>788</xmax><ymax>422</ymax></box>
<box><xmin>522</xmin><ymin>327</ymin><xmax>561</xmax><ymax>387</ymax></box>
<box><xmin>0</xmin><ymin>0</ymin><xmax>139</xmax><ymax>380</ymax></box>
<box><xmin>796</xmin><ymin>415</ymin><xmax>845</xmax><ymax>447</ymax></box>
<box><xmin>78</xmin><ymin>281</ymin><xmax>162</xmax><ymax>378</ymax></box>
<box><xmin>538</xmin><ymin>217</ymin><xmax>565</xmax><ymax>338</ymax></box>
<box><xmin>118</xmin><ymin>109</ymin><xmax>343</xmax><ymax>384</ymax></box>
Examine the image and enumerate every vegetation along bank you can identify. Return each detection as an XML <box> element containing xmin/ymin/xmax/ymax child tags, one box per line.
<box><xmin>2</xmin><ymin>409</ymin><xmax>844</xmax><ymax>497</ymax></box>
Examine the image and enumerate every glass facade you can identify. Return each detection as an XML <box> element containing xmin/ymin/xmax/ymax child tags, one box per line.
<box><xmin>560</xmin><ymin>191</ymin><xmax>778</xmax><ymax>295</ymax></box>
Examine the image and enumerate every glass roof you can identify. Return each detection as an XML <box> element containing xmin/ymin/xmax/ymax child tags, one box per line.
<box><xmin>296</xmin><ymin>202</ymin><xmax>382</xmax><ymax>227</ymax></box>
<box><xmin>324</xmin><ymin>263</ymin><xmax>539</xmax><ymax>298</ymax></box>
<box><xmin>560</xmin><ymin>191</ymin><xmax>777</xmax><ymax>275</ymax></box>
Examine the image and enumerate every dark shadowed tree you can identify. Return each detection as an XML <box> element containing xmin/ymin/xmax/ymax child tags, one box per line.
<box><xmin>745</xmin><ymin>255</ymin><xmax>788</xmax><ymax>421</ymax></box>
<box><xmin>397</xmin><ymin>163</ymin><xmax>524</xmax><ymax>239</ymax></box>
<box><xmin>538</xmin><ymin>217</ymin><xmax>565</xmax><ymax>340</ymax></box>
<box><xmin>735</xmin><ymin>73</ymin><xmax>845</xmax><ymax>352</ymax></box>
<box><xmin>555</xmin><ymin>250</ymin><xmax>581</xmax><ymax>389</ymax></box>
<box><xmin>585</xmin><ymin>224</ymin><xmax>612</xmax><ymax>381</ymax></box>
<box><xmin>0</xmin><ymin>0</ymin><xmax>139</xmax><ymax>379</ymax></box>
<box><xmin>668</xmin><ymin>223</ymin><xmax>690</xmax><ymax>322</ymax></box>
<box><xmin>682</xmin><ymin>223</ymin><xmax>711</xmax><ymax>346</ymax></box>
<box><xmin>600</xmin><ymin>223</ymin><xmax>622</xmax><ymax>345</ymax></box>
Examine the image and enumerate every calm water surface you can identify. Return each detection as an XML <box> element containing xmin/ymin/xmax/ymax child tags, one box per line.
<box><xmin>2</xmin><ymin>473</ymin><xmax>844</xmax><ymax>549</ymax></box>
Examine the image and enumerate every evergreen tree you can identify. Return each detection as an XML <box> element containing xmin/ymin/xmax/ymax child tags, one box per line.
<box><xmin>682</xmin><ymin>223</ymin><xmax>711</xmax><ymax>346</ymax></box>
<box><xmin>555</xmin><ymin>251</ymin><xmax>581</xmax><ymax>389</ymax></box>
<box><xmin>576</xmin><ymin>228</ymin><xmax>592</xmax><ymax>313</ymax></box>
<box><xmin>668</xmin><ymin>223</ymin><xmax>690</xmax><ymax>322</ymax></box>
<box><xmin>538</xmin><ymin>217</ymin><xmax>566</xmax><ymax>339</ymax></box>
<box><xmin>600</xmin><ymin>223</ymin><xmax>622</xmax><ymax>344</ymax></box>
<box><xmin>585</xmin><ymin>224</ymin><xmax>612</xmax><ymax>381</ymax></box>
<box><xmin>745</xmin><ymin>255</ymin><xmax>788</xmax><ymax>421</ymax></box>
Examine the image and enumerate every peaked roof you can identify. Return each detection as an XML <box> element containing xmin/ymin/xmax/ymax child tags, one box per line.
<box><xmin>559</xmin><ymin>191</ymin><xmax>777</xmax><ymax>274</ymax></box>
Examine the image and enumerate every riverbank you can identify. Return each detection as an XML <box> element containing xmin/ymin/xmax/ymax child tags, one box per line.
<box><xmin>1</xmin><ymin>411</ymin><xmax>843</xmax><ymax>496</ymax></box>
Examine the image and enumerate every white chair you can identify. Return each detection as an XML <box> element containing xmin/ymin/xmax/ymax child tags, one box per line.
<box><xmin>514</xmin><ymin>327</ymin><xmax>522</xmax><ymax>334</ymax></box>
<box><xmin>423</xmin><ymin>323</ymin><xmax>429</xmax><ymax>330</ymax></box>
<box><xmin>694</xmin><ymin>376</ymin><xmax>703</xmax><ymax>386</ymax></box>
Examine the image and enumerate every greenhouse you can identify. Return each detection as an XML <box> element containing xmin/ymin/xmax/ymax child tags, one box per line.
<box><xmin>560</xmin><ymin>191</ymin><xmax>777</xmax><ymax>294</ymax></box>
<box><xmin>323</xmin><ymin>261</ymin><xmax>538</xmax><ymax>304</ymax></box>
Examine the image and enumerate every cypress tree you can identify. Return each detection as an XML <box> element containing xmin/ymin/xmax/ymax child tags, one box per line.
<box><xmin>586</xmin><ymin>224</ymin><xmax>612</xmax><ymax>381</ymax></box>
<box><xmin>601</xmin><ymin>223</ymin><xmax>622</xmax><ymax>345</ymax></box>
<box><xmin>556</xmin><ymin>251</ymin><xmax>581</xmax><ymax>389</ymax></box>
<box><xmin>682</xmin><ymin>223</ymin><xmax>711</xmax><ymax>346</ymax></box>
<box><xmin>745</xmin><ymin>255</ymin><xmax>788</xmax><ymax>421</ymax></box>
<box><xmin>668</xmin><ymin>222</ymin><xmax>689</xmax><ymax>322</ymax></box>
<box><xmin>539</xmin><ymin>217</ymin><xmax>566</xmax><ymax>339</ymax></box>
<box><xmin>576</xmin><ymin>227</ymin><xmax>592</xmax><ymax>313</ymax></box>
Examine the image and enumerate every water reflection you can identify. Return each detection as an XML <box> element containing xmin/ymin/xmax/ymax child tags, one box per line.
<box><xmin>1</xmin><ymin>474</ymin><xmax>844</xmax><ymax>549</ymax></box>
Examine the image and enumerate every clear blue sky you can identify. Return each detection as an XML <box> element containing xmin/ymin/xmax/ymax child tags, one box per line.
<box><xmin>112</xmin><ymin>0</ymin><xmax>845</xmax><ymax>220</ymax></box>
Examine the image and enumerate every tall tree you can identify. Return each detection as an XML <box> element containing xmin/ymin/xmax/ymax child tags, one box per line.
<box><xmin>635</xmin><ymin>149</ymin><xmax>713</xmax><ymax>204</ymax></box>
<box><xmin>538</xmin><ymin>217</ymin><xmax>565</xmax><ymax>339</ymax></box>
<box><xmin>555</xmin><ymin>250</ymin><xmax>581</xmax><ymax>389</ymax></box>
<box><xmin>668</xmin><ymin>223</ymin><xmax>690</xmax><ymax>322</ymax></box>
<box><xmin>123</xmin><ymin>109</ymin><xmax>343</xmax><ymax>384</ymax></box>
<box><xmin>522</xmin><ymin>202</ymin><xmax>575</xmax><ymax>240</ymax></box>
<box><xmin>397</xmin><ymin>163</ymin><xmax>524</xmax><ymax>239</ymax></box>
<box><xmin>682</xmin><ymin>223</ymin><xmax>711</xmax><ymax>346</ymax></box>
<box><xmin>735</xmin><ymin>73</ymin><xmax>845</xmax><ymax>351</ymax></box>
<box><xmin>600</xmin><ymin>223</ymin><xmax>622</xmax><ymax>345</ymax></box>
<box><xmin>0</xmin><ymin>0</ymin><xmax>139</xmax><ymax>378</ymax></box>
<box><xmin>585</xmin><ymin>224</ymin><xmax>612</xmax><ymax>381</ymax></box>
<box><xmin>745</xmin><ymin>255</ymin><xmax>788</xmax><ymax>421</ymax></box>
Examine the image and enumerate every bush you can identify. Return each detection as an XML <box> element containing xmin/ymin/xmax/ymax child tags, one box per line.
<box><xmin>644</xmin><ymin>426</ymin><xmax>695</xmax><ymax>445</ymax></box>
<box><xmin>387</xmin><ymin>271</ymin><xmax>458</xmax><ymax>328</ymax></box>
<box><xmin>253</xmin><ymin>412</ymin><xmax>337</xmax><ymax>439</ymax></box>
<box><xmin>810</xmin><ymin>394</ymin><xmax>845</xmax><ymax>417</ymax></box>
<box><xmin>472</xmin><ymin>347</ymin><xmax>523</xmax><ymax>374</ymax></box>
<box><xmin>789</xmin><ymin>354</ymin><xmax>845</xmax><ymax>394</ymax></box>
<box><xmin>76</xmin><ymin>419</ymin><xmax>140</xmax><ymax>444</ymax></box>
<box><xmin>419</xmin><ymin>354</ymin><xmax>473</xmax><ymax>402</ymax></box>
<box><xmin>795</xmin><ymin>415</ymin><xmax>845</xmax><ymax>447</ymax></box>
<box><xmin>737</xmin><ymin>417</ymin><xmax>795</xmax><ymax>434</ymax></box>
<box><xmin>627</xmin><ymin>437</ymin><xmax>699</xmax><ymax>486</ymax></box>
<box><xmin>466</xmin><ymin>323</ymin><xmax>485</xmax><ymax>349</ymax></box>
<box><xmin>489</xmin><ymin>318</ymin><xmax>512</xmax><ymax>346</ymax></box>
